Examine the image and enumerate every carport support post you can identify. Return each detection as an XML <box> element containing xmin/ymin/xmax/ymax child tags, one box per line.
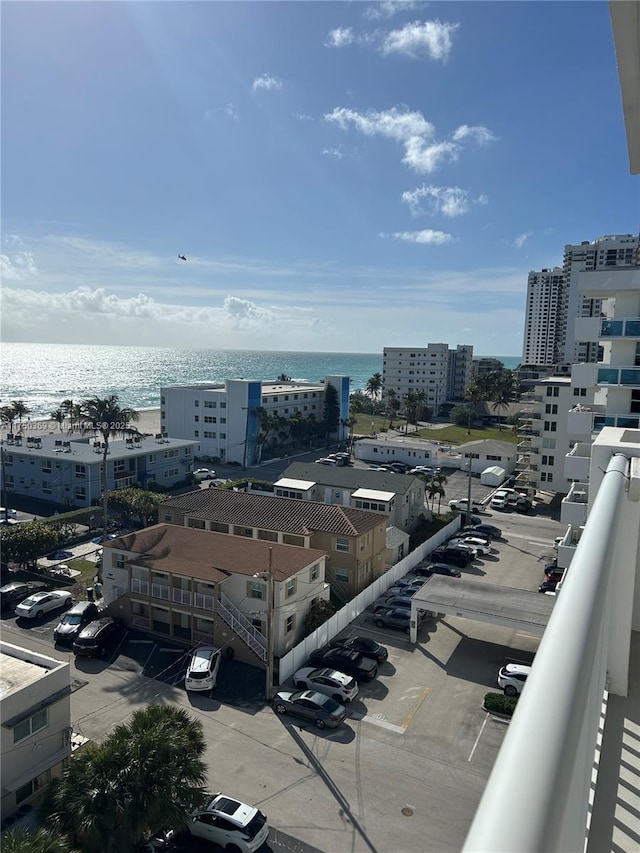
<box><xmin>266</xmin><ymin>547</ymin><xmax>275</xmax><ymax>702</ymax></box>
<box><xmin>465</xmin><ymin>452</ymin><xmax>473</xmax><ymax>526</ymax></box>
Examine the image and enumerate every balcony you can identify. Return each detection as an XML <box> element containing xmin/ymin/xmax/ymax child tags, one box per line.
<box><xmin>599</xmin><ymin>317</ymin><xmax>640</xmax><ymax>339</ymax></box>
<box><xmin>464</xmin><ymin>446</ymin><xmax>640</xmax><ymax>853</ymax></box>
<box><xmin>567</xmin><ymin>405</ymin><xmax>594</xmax><ymax>437</ymax></box>
<box><xmin>597</xmin><ymin>366</ymin><xmax>640</xmax><ymax>387</ymax></box>
<box><xmin>593</xmin><ymin>412</ymin><xmax>640</xmax><ymax>432</ymax></box>
<box><xmin>556</xmin><ymin>524</ymin><xmax>583</xmax><ymax>569</ymax></box>
<box><xmin>564</xmin><ymin>442</ymin><xmax>592</xmax><ymax>482</ymax></box>
<box><xmin>561</xmin><ymin>482</ymin><xmax>589</xmax><ymax>527</ymax></box>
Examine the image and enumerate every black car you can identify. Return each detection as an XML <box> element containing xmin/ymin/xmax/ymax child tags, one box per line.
<box><xmin>544</xmin><ymin>567</ymin><xmax>565</xmax><ymax>583</ymax></box>
<box><xmin>328</xmin><ymin>636</ymin><xmax>388</xmax><ymax>663</ymax></box>
<box><xmin>307</xmin><ymin>647</ymin><xmax>378</xmax><ymax>681</ymax></box>
<box><xmin>414</xmin><ymin>562</ymin><xmax>462</xmax><ymax>579</ymax></box>
<box><xmin>538</xmin><ymin>580</ymin><xmax>558</xmax><ymax>593</ymax></box>
<box><xmin>462</xmin><ymin>523</ymin><xmax>503</xmax><ymax>539</ymax></box>
<box><xmin>53</xmin><ymin>601</ymin><xmax>100</xmax><ymax>644</ymax></box>
<box><xmin>430</xmin><ymin>547</ymin><xmax>472</xmax><ymax>567</ymax></box>
<box><xmin>73</xmin><ymin>617</ymin><xmax>123</xmax><ymax>657</ymax></box>
<box><xmin>0</xmin><ymin>581</ymin><xmax>48</xmax><ymax>613</ymax></box>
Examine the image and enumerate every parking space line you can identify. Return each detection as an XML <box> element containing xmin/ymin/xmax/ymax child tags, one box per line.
<box><xmin>349</xmin><ymin>710</ymin><xmax>406</xmax><ymax>735</ymax></box>
<box><xmin>468</xmin><ymin>713</ymin><xmax>489</xmax><ymax>762</ymax></box>
<box><xmin>400</xmin><ymin>687</ymin><xmax>430</xmax><ymax>731</ymax></box>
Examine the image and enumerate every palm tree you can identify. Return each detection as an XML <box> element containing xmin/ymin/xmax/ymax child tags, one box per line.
<box><xmin>50</xmin><ymin>408</ymin><xmax>65</xmax><ymax>432</ymax></box>
<box><xmin>0</xmin><ymin>404</ymin><xmax>17</xmax><ymax>433</ymax></box>
<box><xmin>70</xmin><ymin>403</ymin><xmax>83</xmax><ymax>433</ymax></box>
<box><xmin>1</xmin><ymin>826</ymin><xmax>72</xmax><ymax>853</ymax></box>
<box><xmin>365</xmin><ymin>372</ymin><xmax>383</xmax><ymax>404</ymax></box>
<box><xmin>10</xmin><ymin>400</ymin><xmax>30</xmax><ymax>432</ymax></box>
<box><xmin>402</xmin><ymin>390</ymin><xmax>419</xmax><ymax>433</ymax></box>
<box><xmin>42</xmin><ymin>705</ymin><xmax>208</xmax><ymax>852</ymax></box>
<box><xmin>81</xmin><ymin>395</ymin><xmax>139</xmax><ymax>538</ymax></box>
<box><xmin>61</xmin><ymin>398</ymin><xmax>74</xmax><ymax>430</ymax></box>
<box><xmin>464</xmin><ymin>383</ymin><xmax>485</xmax><ymax>435</ymax></box>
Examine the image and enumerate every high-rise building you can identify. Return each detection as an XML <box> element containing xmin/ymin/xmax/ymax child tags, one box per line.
<box><xmin>522</xmin><ymin>268</ymin><xmax>564</xmax><ymax>365</ymax></box>
<box><xmin>382</xmin><ymin>343</ymin><xmax>474</xmax><ymax>410</ymax></box>
<box><xmin>560</xmin><ymin>234</ymin><xmax>639</xmax><ymax>364</ymax></box>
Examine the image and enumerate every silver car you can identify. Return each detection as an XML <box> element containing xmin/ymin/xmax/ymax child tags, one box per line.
<box><xmin>292</xmin><ymin>667</ymin><xmax>359</xmax><ymax>702</ymax></box>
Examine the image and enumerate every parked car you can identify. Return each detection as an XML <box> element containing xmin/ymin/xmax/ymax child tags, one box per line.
<box><xmin>315</xmin><ymin>457</ymin><xmax>338</xmax><ymax>465</ymax></box>
<box><xmin>185</xmin><ymin>646</ymin><xmax>221</xmax><ymax>695</ymax></box>
<box><xmin>545</xmin><ymin>567</ymin><xmax>565</xmax><ymax>583</ymax></box>
<box><xmin>53</xmin><ymin>601</ymin><xmax>100</xmax><ymax>644</ymax></box>
<box><xmin>193</xmin><ymin>468</ymin><xmax>216</xmax><ymax>480</ymax></box>
<box><xmin>187</xmin><ymin>792</ymin><xmax>269</xmax><ymax>852</ymax></box>
<box><xmin>328</xmin><ymin>636</ymin><xmax>388</xmax><ymax>663</ymax></box>
<box><xmin>385</xmin><ymin>462</ymin><xmax>411</xmax><ymax>474</ymax></box>
<box><xmin>497</xmin><ymin>663</ymin><xmax>531</xmax><ymax>696</ymax></box>
<box><xmin>456</xmin><ymin>532</ymin><xmax>492</xmax><ymax>549</ymax></box>
<box><xmin>430</xmin><ymin>546</ymin><xmax>472</xmax><ymax>567</ymax></box>
<box><xmin>307</xmin><ymin>647</ymin><xmax>378</xmax><ymax>681</ymax></box>
<box><xmin>0</xmin><ymin>581</ymin><xmax>48</xmax><ymax>613</ymax></box>
<box><xmin>448</xmin><ymin>536</ymin><xmax>489</xmax><ymax>555</ymax></box>
<box><xmin>448</xmin><ymin>498</ymin><xmax>483</xmax><ymax>512</ymax></box>
<box><xmin>374</xmin><ymin>607</ymin><xmax>417</xmax><ymax>634</ymax></box>
<box><xmin>385</xmin><ymin>578</ymin><xmax>426</xmax><ymax>598</ymax></box>
<box><xmin>292</xmin><ymin>667</ymin><xmax>359</xmax><ymax>703</ymax></box>
<box><xmin>73</xmin><ymin>616</ymin><xmax>123</xmax><ymax>657</ymax></box>
<box><xmin>462</xmin><ymin>522</ymin><xmax>502</xmax><ymax>539</ymax></box>
<box><xmin>273</xmin><ymin>689</ymin><xmax>347</xmax><ymax>729</ymax></box>
<box><xmin>538</xmin><ymin>580</ymin><xmax>558</xmax><ymax>593</ymax></box>
<box><xmin>0</xmin><ymin>507</ymin><xmax>17</xmax><ymax>517</ymax></box>
<box><xmin>490</xmin><ymin>489</ymin><xmax>513</xmax><ymax>510</ymax></box>
<box><xmin>367</xmin><ymin>465</ymin><xmax>387</xmax><ymax>471</ymax></box>
<box><xmin>46</xmin><ymin>549</ymin><xmax>73</xmax><ymax>560</ymax></box>
<box><xmin>373</xmin><ymin>595</ymin><xmax>412</xmax><ymax>614</ymax></box>
<box><xmin>414</xmin><ymin>562</ymin><xmax>462</xmax><ymax>579</ymax></box>
<box><xmin>515</xmin><ymin>498</ymin><xmax>534</xmax><ymax>514</ymax></box>
<box><xmin>15</xmin><ymin>590</ymin><xmax>73</xmax><ymax>619</ymax></box>
<box><xmin>409</xmin><ymin>465</ymin><xmax>434</xmax><ymax>475</ymax></box>
<box><xmin>91</xmin><ymin>533</ymin><xmax>118</xmax><ymax>544</ymax></box>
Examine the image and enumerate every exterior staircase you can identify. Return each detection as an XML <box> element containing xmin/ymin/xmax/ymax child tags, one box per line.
<box><xmin>217</xmin><ymin>591</ymin><xmax>267</xmax><ymax>661</ymax></box>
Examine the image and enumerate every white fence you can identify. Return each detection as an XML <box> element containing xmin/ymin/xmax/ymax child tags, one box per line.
<box><xmin>278</xmin><ymin>516</ymin><xmax>461</xmax><ymax>683</ymax></box>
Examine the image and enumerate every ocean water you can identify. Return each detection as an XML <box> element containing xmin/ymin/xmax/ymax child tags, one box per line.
<box><xmin>1</xmin><ymin>342</ymin><xmax>520</xmax><ymax>419</ymax></box>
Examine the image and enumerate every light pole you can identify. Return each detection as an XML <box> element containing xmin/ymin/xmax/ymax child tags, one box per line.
<box><xmin>254</xmin><ymin>547</ymin><xmax>275</xmax><ymax>701</ymax></box>
<box><xmin>465</xmin><ymin>452</ymin><xmax>473</xmax><ymax>526</ymax></box>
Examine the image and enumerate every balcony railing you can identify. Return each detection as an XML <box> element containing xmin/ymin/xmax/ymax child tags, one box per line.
<box><xmin>597</xmin><ymin>366</ymin><xmax>640</xmax><ymax>387</ymax></box>
<box><xmin>193</xmin><ymin>592</ymin><xmax>214</xmax><ymax>611</ymax></box>
<box><xmin>464</xmin><ymin>453</ymin><xmax>631</xmax><ymax>853</ymax></box>
<box><xmin>593</xmin><ymin>413</ymin><xmax>640</xmax><ymax>432</ymax></box>
<box><xmin>600</xmin><ymin>317</ymin><xmax>640</xmax><ymax>338</ymax></box>
<box><xmin>131</xmin><ymin>578</ymin><xmax>149</xmax><ymax>596</ymax></box>
<box><xmin>172</xmin><ymin>588</ymin><xmax>192</xmax><ymax>606</ymax></box>
<box><xmin>151</xmin><ymin>583</ymin><xmax>170</xmax><ymax>601</ymax></box>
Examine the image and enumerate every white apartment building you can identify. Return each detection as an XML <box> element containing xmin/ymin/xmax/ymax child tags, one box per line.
<box><xmin>561</xmin><ymin>234</ymin><xmax>639</xmax><ymax>364</ymax></box>
<box><xmin>1</xmin><ymin>643</ymin><xmax>72</xmax><ymax>818</ymax></box>
<box><xmin>522</xmin><ymin>268</ymin><xmax>564</xmax><ymax>365</ymax></box>
<box><xmin>161</xmin><ymin>376</ymin><xmax>350</xmax><ymax>465</ymax></box>
<box><xmin>382</xmin><ymin>344</ymin><xmax>474</xmax><ymax>410</ymax></box>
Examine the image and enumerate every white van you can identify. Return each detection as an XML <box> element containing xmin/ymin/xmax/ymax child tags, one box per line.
<box><xmin>491</xmin><ymin>489</ymin><xmax>514</xmax><ymax>510</ymax></box>
<box><xmin>185</xmin><ymin>646</ymin><xmax>221</xmax><ymax>694</ymax></box>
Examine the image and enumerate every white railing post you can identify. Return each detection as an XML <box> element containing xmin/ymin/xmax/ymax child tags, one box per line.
<box><xmin>463</xmin><ymin>452</ymin><xmax>629</xmax><ymax>853</ymax></box>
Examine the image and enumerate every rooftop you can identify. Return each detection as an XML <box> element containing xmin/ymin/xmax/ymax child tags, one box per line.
<box><xmin>0</xmin><ymin>643</ymin><xmax>66</xmax><ymax>699</ymax></box>
<box><xmin>283</xmin><ymin>461</ymin><xmax>422</xmax><ymax>495</ymax></box>
<box><xmin>161</xmin><ymin>489</ymin><xmax>386</xmax><ymax>537</ymax></box>
<box><xmin>104</xmin><ymin>524</ymin><xmax>327</xmax><ymax>582</ymax></box>
<box><xmin>1</xmin><ymin>433</ymin><xmax>197</xmax><ymax>463</ymax></box>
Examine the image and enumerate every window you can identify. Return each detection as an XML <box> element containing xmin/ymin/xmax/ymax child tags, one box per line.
<box><xmin>75</xmin><ymin>464</ymin><xmax>86</xmax><ymax>478</ymax></box>
<box><xmin>247</xmin><ymin>581</ymin><xmax>264</xmax><ymax>600</ymax></box>
<box><xmin>13</xmin><ymin>708</ymin><xmax>48</xmax><ymax>744</ymax></box>
<box><xmin>41</xmin><ymin>461</ymin><xmax>52</xmax><ymax>473</ymax></box>
<box><xmin>573</xmin><ymin>388</ymin><xmax>587</xmax><ymax>397</ymax></box>
<box><xmin>335</xmin><ymin>537</ymin><xmax>350</xmax><ymax>553</ymax></box>
<box><xmin>114</xmin><ymin>460</ymin><xmax>125</xmax><ymax>472</ymax></box>
<box><xmin>286</xmin><ymin>578</ymin><xmax>296</xmax><ymax>597</ymax></box>
<box><xmin>42</xmin><ymin>480</ymin><xmax>52</xmax><ymax>494</ymax></box>
<box><xmin>335</xmin><ymin>568</ymin><xmax>350</xmax><ymax>582</ymax></box>
<box><xmin>542</xmin><ymin>438</ymin><xmax>556</xmax><ymax>449</ymax></box>
<box><xmin>541</xmin><ymin>455</ymin><xmax>555</xmax><ymax>466</ymax></box>
<box><xmin>194</xmin><ymin>400</ymin><xmax>199</xmax><ymax>407</ymax></box>
<box><xmin>310</xmin><ymin>563</ymin><xmax>319</xmax><ymax>581</ymax></box>
<box><xmin>75</xmin><ymin>486</ymin><xmax>86</xmax><ymax>500</ymax></box>
<box><xmin>541</xmin><ymin>472</ymin><xmax>554</xmax><ymax>483</ymax></box>
<box><xmin>194</xmin><ymin>415</ymin><xmax>199</xmax><ymax>422</ymax></box>
<box><xmin>285</xmin><ymin>614</ymin><xmax>296</xmax><ymax>634</ymax></box>
<box><xmin>220</xmin><ymin>432</ymin><xmax>226</xmax><ymax>439</ymax></box>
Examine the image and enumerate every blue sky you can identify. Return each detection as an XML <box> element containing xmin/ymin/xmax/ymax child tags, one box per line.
<box><xmin>1</xmin><ymin>1</ymin><xmax>637</xmax><ymax>356</ymax></box>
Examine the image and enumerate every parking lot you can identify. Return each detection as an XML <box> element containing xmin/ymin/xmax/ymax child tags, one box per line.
<box><xmin>3</xmin><ymin>495</ymin><xmax>566</xmax><ymax>852</ymax></box>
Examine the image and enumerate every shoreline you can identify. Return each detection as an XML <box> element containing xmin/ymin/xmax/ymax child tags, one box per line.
<box><xmin>0</xmin><ymin>408</ymin><xmax>162</xmax><ymax>440</ymax></box>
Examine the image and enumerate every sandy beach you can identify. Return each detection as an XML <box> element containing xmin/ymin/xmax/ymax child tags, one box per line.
<box><xmin>0</xmin><ymin>408</ymin><xmax>162</xmax><ymax>440</ymax></box>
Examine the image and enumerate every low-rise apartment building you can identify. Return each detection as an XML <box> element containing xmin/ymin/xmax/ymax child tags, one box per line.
<box><xmin>1</xmin><ymin>642</ymin><xmax>72</xmax><ymax>818</ymax></box>
<box><xmin>354</xmin><ymin>435</ymin><xmax>440</xmax><ymax>468</ymax></box>
<box><xmin>161</xmin><ymin>376</ymin><xmax>350</xmax><ymax>465</ymax></box>
<box><xmin>103</xmin><ymin>525</ymin><xmax>328</xmax><ymax>662</ymax></box>
<box><xmin>383</xmin><ymin>343</ymin><xmax>474</xmax><ymax>410</ymax></box>
<box><xmin>160</xmin><ymin>489</ymin><xmax>387</xmax><ymax>601</ymax></box>
<box><xmin>276</xmin><ymin>461</ymin><xmax>429</xmax><ymax>533</ymax></box>
<box><xmin>0</xmin><ymin>433</ymin><xmax>198</xmax><ymax>508</ymax></box>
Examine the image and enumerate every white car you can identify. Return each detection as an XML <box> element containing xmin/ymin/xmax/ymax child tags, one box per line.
<box><xmin>15</xmin><ymin>590</ymin><xmax>73</xmax><ymax>619</ymax></box>
<box><xmin>454</xmin><ymin>535</ymin><xmax>492</xmax><ymax>553</ymax></box>
<box><xmin>457</xmin><ymin>532</ymin><xmax>492</xmax><ymax>549</ymax></box>
<box><xmin>315</xmin><ymin>457</ymin><xmax>338</xmax><ymax>465</ymax></box>
<box><xmin>448</xmin><ymin>499</ymin><xmax>483</xmax><ymax>512</ymax></box>
<box><xmin>0</xmin><ymin>507</ymin><xmax>17</xmax><ymax>517</ymax></box>
<box><xmin>367</xmin><ymin>465</ymin><xmax>388</xmax><ymax>471</ymax></box>
<box><xmin>447</xmin><ymin>538</ymin><xmax>485</xmax><ymax>557</ymax></box>
<box><xmin>194</xmin><ymin>468</ymin><xmax>216</xmax><ymax>480</ymax></box>
<box><xmin>187</xmin><ymin>792</ymin><xmax>269</xmax><ymax>852</ymax></box>
<box><xmin>292</xmin><ymin>666</ymin><xmax>359</xmax><ymax>703</ymax></box>
<box><xmin>497</xmin><ymin>663</ymin><xmax>531</xmax><ymax>696</ymax></box>
<box><xmin>185</xmin><ymin>646</ymin><xmax>221</xmax><ymax>694</ymax></box>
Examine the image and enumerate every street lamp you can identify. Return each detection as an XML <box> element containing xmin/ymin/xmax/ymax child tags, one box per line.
<box><xmin>253</xmin><ymin>547</ymin><xmax>275</xmax><ymax>701</ymax></box>
<box><xmin>465</xmin><ymin>453</ymin><xmax>473</xmax><ymax>526</ymax></box>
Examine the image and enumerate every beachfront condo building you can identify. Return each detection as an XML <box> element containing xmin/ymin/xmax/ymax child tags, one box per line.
<box><xmin>522</xmin><ymin>268</ymin><xmax>564</xmax><ymax>366</ymax></box>
<box><xmin>161</xmin><ymin>376</ymin><xmax>350</xmax><ymax>465</ymax></box>
<box><xmin>382</xmin><ymin>344</ymin><xmax>474</xmax><ymax>412</ymax></box>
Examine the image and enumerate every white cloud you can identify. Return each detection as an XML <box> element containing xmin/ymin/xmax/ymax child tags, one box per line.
<box><xmin>451</xmin><ymin>124</ymin><xmax>497</xmax><ymax>145</ymax></box>
<box><xmin>401</xmin><ymin>185</ymin><xmax>488</xmax><ymax>217</ymax></box>
<box><xmin>220</xmin><ymin>103</ymin><xmax>239</xmax><ymax>121</ymax></box>
<box><xmin>512</xmin><ymin>232</ymin><xmax>531</xmax><ymax>249</ymax></box>
<box><xmin>326</xmin><ymin>106</ymin><xmax>496</xmax><ymax>175</ymax></box>
<box><xmin>365</xmin><ymin>1</ymin><xmax>424</xmax><ymax>20</ymax></box>
<box><xmin>322</xmin><ymin>146</ymin><xmax>345</xmax><ymax>159</ymax></box>
<box><xmin>252</xmin><ymin>74</ymin><xmax>283</xmax><ymax>92</ymax></box>
<box><xmin>0</xmin><ymin>249</ymin><xmax>38</xmax><ymax>280</ymax></box>
<box><xmin>385</xmin><ymin>229</ymin><xmax>454</xmax><ymax>245</ymax></box>
<box><xmin>381</xmin><ymin>20</ymin><xmax>459</xmax><ymax>61</ymax></box>
<box><xmin>325</xmin><ymin>27</ymin><xmax>355</xmax><ymax>48</ymax></box>
<box><xmin>293</xmin><ymin>112</ymin><xmax>314</xmax><ymax>122</ymax></box>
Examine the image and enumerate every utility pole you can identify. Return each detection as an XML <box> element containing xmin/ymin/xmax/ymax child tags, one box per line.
<box><xmin>465</xmin><ymin>452</ymin><xmax>473</xmax><ymax>526</ymax></box>
<box><xmin>266</xmin><ymin>547</ymin><xmax>275</xmax><ymax>701</ymax></box>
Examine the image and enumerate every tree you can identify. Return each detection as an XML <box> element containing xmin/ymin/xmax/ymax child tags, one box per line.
<box><xmin>0</xmin><ymin>521</ymin><xmax>58</xmax><ymax>569</ymax></box>
<box><xmin>1</xmin><ymin>826</ymin><xmax>73</xmax><ymax>853</ymax></box>
<box><xmin>50</xmin><ymin>408</ymin><xmax>66</xmax><ymax>432</ymax></box>
<box><xmin>276</xmin><ymin>373</ymin><xmax>291</xmax><ymax>382</ymax></box>
<box><xmin>450</xmin><ymin>404</ymin><xmax>472</xmax><ymax>427</ymax></box>
<box><xmin>0</xmin><ymin>404</ymin><xmax>17</xmax><ymax>433</ymax></box>
<box><xmin>323</xmin><ymin>382</ymin><xmax>340</xmax><ymax>440</ymax></box>
<box><xmin>303</xmin><ymin>599</ymin><xmax>338</xmax><ymax>635</ymax></box>
<box><xmin>42</xmin><ymin>705</ymin><xmax>208</xmax><ymax>852</ymax></box>
<box><xmin>10</xmin><ymin>400</ymin><xmax>30</xmax><ymax>432</ymax></box>
<box><xmin>107</xmin><ymin>487</ymin><xmax>163</xmax><ymax>527</ymax></box>
<box><xmin>61</xmin><ymin>399</ymin><xmax>74</xmax><ymax>430</ymax></box>
<box><xmin>365</xmin><ymin>372</ymin><xmax>383</xmax><ymax>404</ymax></box>
<box><xmin>81</xmin><ymin>396</ymin><xmax>139</xmax><ymax>538</ymax></box>
<box><xmin>464</xmin><ymin>383</ymin><xmax>485</xmax><ymax>435</ymax></box>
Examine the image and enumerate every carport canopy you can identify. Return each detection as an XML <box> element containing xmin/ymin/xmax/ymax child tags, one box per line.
<box><xmin>409</xmin><ymin>576</ymin><xmax>556</xmax><ymax>642</ymax></box>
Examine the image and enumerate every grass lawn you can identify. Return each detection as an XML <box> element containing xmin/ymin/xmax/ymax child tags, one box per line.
<box><xmin>413</xmin><ymin>425</ymin><xmax>519</xmax><ymax>445</ymax></box>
